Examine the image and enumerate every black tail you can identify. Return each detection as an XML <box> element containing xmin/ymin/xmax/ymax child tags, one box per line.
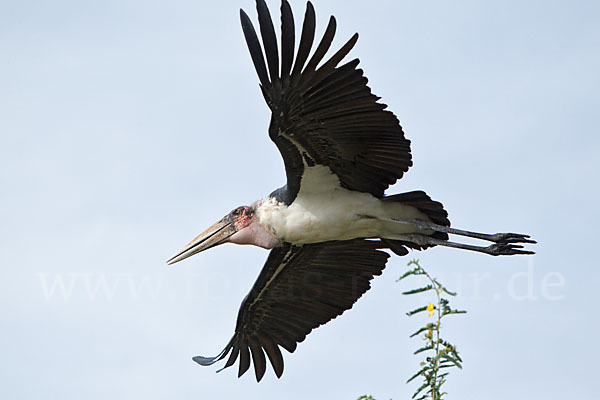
<box><xmin>381</xmin><ymin>190</ymin><xmax>450</xmax><ymax>253</ymax></box>
<box><xmin>383</xmin><ymin>191</ymin><xmax>450</xmax><ymax>228</ymax></box>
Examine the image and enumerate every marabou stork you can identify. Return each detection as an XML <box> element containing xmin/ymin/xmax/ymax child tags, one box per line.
<box><xmin>167</xmin><ymin>0</ymin><xmax>535</xmax><ymax>382</ymax></box>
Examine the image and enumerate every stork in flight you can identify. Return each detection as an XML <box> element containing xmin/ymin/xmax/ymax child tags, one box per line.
<box><xmin>167</xmin><ymin>0</ymin><xmax>535</xmax><ymax>382</ymax></box>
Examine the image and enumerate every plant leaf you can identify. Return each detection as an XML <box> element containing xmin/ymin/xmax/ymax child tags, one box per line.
<box><xmin>402</xmin><ymin>285</ymin><xmax>433</xmax><ymax>295</ymax></box>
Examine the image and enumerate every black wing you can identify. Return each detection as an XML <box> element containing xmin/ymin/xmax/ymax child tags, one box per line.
<box><xmin>240</xmin><ymin>0</ymin><xmax>412</xmax><ymax>204</ymax></box>
<box><xmin>193</xmin><ymin>239</ymin><xmax>389</xmax><ymax>381</ymax></box>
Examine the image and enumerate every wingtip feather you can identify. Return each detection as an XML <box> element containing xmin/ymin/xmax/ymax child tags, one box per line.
<box><xmin>192</xmin><ymin>355</ymin><xmax>218</xmax><ymax>366</ymax></box>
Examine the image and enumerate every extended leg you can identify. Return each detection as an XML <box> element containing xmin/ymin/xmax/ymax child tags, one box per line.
<box><xmin>387</xmin><ymin>233</ymin><xmax>535</xmax><ymax>256</ymax></box>
<box><xmin>380</xmin><ymin>217</ymin><xmax>536</xmax><ymax>245</ymax></box>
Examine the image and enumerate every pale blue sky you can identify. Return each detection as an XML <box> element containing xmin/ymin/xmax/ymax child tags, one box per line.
<box><xmin>1</xmin><ymin>0</ymin><xmax>599</xmax><ymax>398</ymax></box>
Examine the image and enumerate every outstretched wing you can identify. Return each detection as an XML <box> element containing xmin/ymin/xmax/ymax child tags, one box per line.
<box><xmin>240</xmin><ymin>0</ymin><xmax>412</xmax><ymax>203</ymax></box>
<box><xmin>193</xmin><ymin>239</ymin><xmax>390</xmax><ymax>381</ymax></box>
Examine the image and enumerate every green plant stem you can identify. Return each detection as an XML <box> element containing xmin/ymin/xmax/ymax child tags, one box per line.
<box><xmin>421</xmin><ymin>267</ymin><xmax>441</xmax><ymax>400</ymax></box>
<box><xmin>401</xmin><ymin>260</ymin><xmax>464</xmax><ymax>400</ymax></box>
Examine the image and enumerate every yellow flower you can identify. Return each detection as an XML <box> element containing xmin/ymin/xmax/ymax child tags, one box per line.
<box><xmin>426</xmin><ymin>303</ymin><xmax>434</xmax><ymax>317</ymax></box>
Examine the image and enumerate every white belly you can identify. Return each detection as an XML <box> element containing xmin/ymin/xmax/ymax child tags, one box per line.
<box><xmin>256</xmin><ymin>166</ymin><xmax>430</xmax><ymax>244</ymax></box>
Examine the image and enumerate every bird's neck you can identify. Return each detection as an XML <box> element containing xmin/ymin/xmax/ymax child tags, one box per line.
<box><xmin>229</xmin><ymin>216</ymin><xmax>280</xmax><ymax>249</ymax></box>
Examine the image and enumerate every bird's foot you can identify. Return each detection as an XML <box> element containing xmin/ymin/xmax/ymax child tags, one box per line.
<box><xmin>484</xmin><ymin>243</ymin><xmax>535</xmax><ymax>256</ymax></box>
<box><xmin>489</xmin><ymin>232</ymin><xmax>537</xmax><ymax>244</ymax></box>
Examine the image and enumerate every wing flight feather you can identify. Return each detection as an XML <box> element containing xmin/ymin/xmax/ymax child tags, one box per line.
<box><xmin>241</xmin><ymin>0</ymin><xmax>413</xmax><ymax>202</ymax></box>
<box><xmin>192</xmin><ymin>239</ymin><xmax>389</xmax><ymax>381</ymax></box>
